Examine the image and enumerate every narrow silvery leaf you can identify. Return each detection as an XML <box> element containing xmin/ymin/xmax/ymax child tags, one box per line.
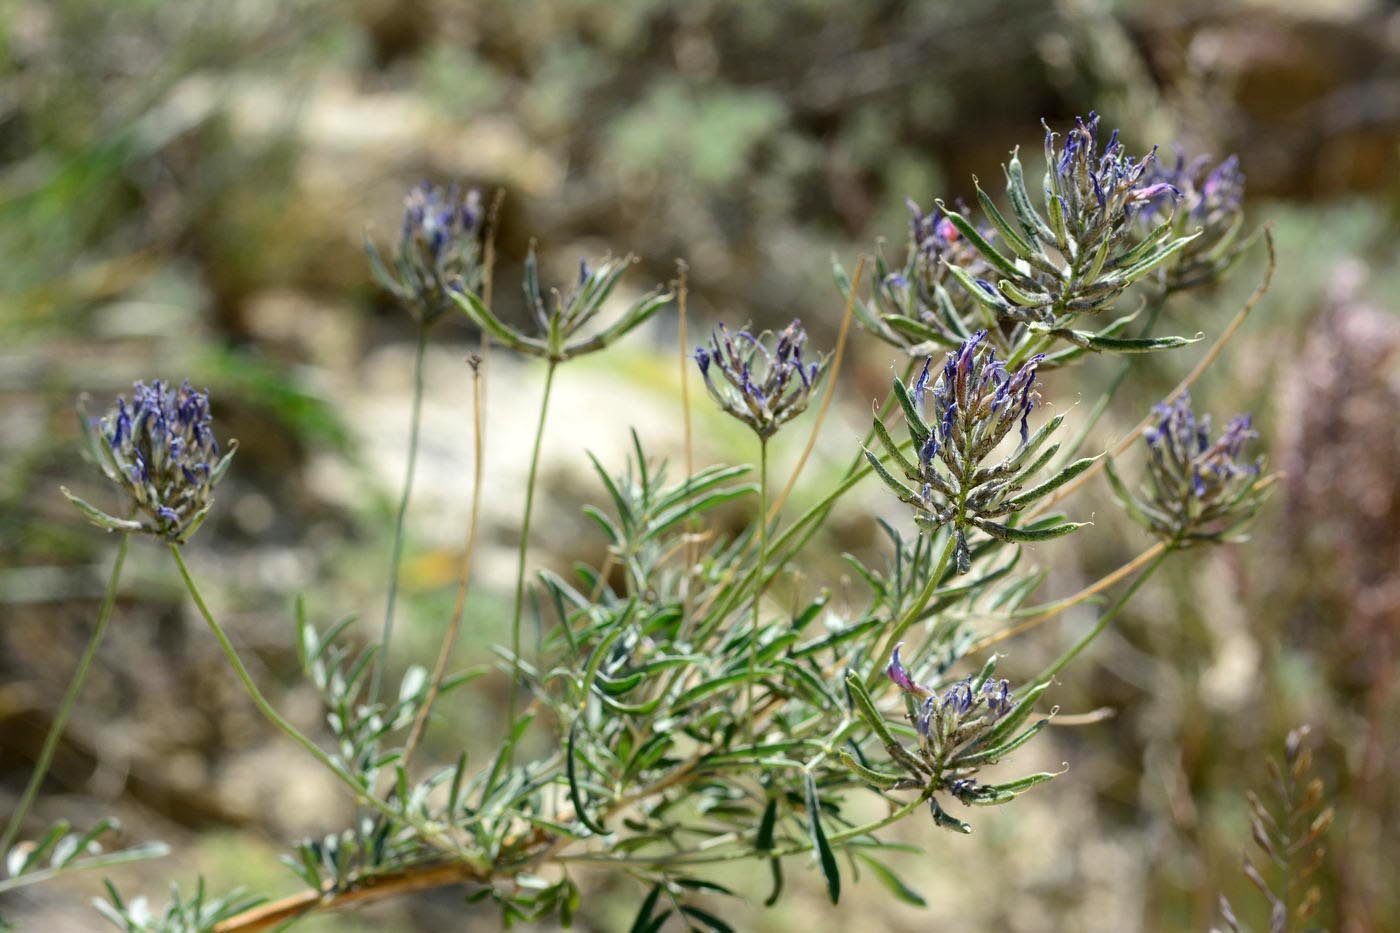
<box><xmin>60</xmin><ymin>489</ymin><xmax>143</xmax><ymax>533</ymax></box>
<box><xmin>804</xmin><ymin>772</ymin><xmax>841</xmax><ymax>903</ymax></box>
<box><xmin>837</xmin><ymin>751</ymin><xmax>903</xmax><ymax>789</ymax></box>
<box><xmin>1005</xmin><ymin>149</ymin><xmax>1054</xmax><ymax>244</ymax></box>
<box><xmin>863</xmin><ymin>450</ymin><xmax>920</xmax><ymax>505</ymax></box>
<box><xmin>1118</xmin><ymin>231</ymin><xmax>1203</xmax><ymax>283</ymax></box>
<box><xmin>1004</xmin><ymin>456</ymin><xmax>1099</xmax><ymax>511</ymax></box>
<box><xmin>974</xmin><ymin>179</ymin><xmax>1035</xmax><ymax>258</ymax></box>
<box><xmin>936</xmin><ymin>202</ymin><xmax>1022</xmax><ymax>280</ymax></box>
<box><xmin>854</xmin><ymin>852</ymin><xmax>927</xmax><ymax>907</ymax></box>
<box><xmin>1077</xmin><ymin>332</ymin><xmax>1202</xmax><ymax>353</ymax></box>
<box><xmin>974</xmin><ymin>517</ymin><xmax>1087</xmax><ymax>543</ymax></box>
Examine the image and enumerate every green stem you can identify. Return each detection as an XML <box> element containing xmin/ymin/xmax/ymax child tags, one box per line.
<box><xmin>166</xmin><ymin>543</ymin><xmax>476</xmax><ymax>862</ymax></box>
<box><xmin>508</xmin><ymin>360</ymin><xmax>557</xmax><ymax>752</ymax></box>
<box><xmin>1053</xmin><ymin>291</ymin><xmax>1169</xmax><ymax>472</ymax></box>
<box><xmin>0</xmin><ymin>534</ymin><xmax>129</xmax><ymax>855</ymax></box>
<box><xmin>749</xmin><ymin>438</ymin><xmax>769</xmax><ymax>743</ymax></box>
<box><xmin>563</xmin><ymin>789</ymin><xmax>929</xmax><ymax>867</ymax></box>
<box><xmin>370</xmin><ymin>324</ymin><xmax>429</xmax><ymax>702</ymax></box>
<box><xmin>866</xmin><ymin>532</ymin><xmax>957</xmax><ymax>689</ymax></box>
<box><xmin>1035</xmin><ymin>547</ymin><xmax>1172</xmax><ymax>684</ymax></box>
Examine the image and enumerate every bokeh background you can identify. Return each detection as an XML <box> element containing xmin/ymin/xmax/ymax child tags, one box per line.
<box><xmin>2</xmin><ymin>0</ymin><xmax>1398</xmax><ymax>930</ymax></box>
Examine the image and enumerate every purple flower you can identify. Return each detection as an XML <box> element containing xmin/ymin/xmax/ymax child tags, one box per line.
<box><xmin>69</xmin><ymin>380</ymin><xmax>236</xmax><ymax>542</ymax></box>
<box><xmin>369</xmin><ymin>181</ymin><xmax>487</xmax><ymax>324</ymax></box>
<box><xmin>694</xmin><ymin>319</ymin><xmax>827</xmax><ymax>439</ymax></box>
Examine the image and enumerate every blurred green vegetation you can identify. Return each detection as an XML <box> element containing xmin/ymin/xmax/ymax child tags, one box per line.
<box><xmin>2</xmin><ymin>0</ymin><xmax>1397</xmax><ymax>929</ymax></box>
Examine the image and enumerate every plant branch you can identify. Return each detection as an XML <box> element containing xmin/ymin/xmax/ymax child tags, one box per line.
<box><xmin>1</xmin><ymin>533</ymin><xmax>129</xmax><ymax>855</ymax></box>
<box><xmin>166</xmin><ymin>544</ymin><xmax>474</xmax><ymax>860</ymax></box>
<box><xmin>508</xmin><ymin>359</ymin><xmax>558</xmax><ymax>758</ymax></box>
<box><xmin>402</xmin><ymin>356</ymin><xmax>486</xmax><ymax>769</ymax></box>
<box><xmin>371</xmin><ymin>324</ymin><xmax>429</xmax><ymax>702</ymax></box>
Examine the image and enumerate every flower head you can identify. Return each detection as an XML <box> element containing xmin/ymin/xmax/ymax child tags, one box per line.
<box><xmin>1109</xmin><ymin>392</ymin><xmax>1271</xmax><ymax>544</ymax></box>
<box><xmin>1045</xmin><ymin>112</ymin><xmax>1173</xmax><ymax>235</ymax></box>
<box><xmin>695</xmin><ymin>320</ymin><xmax>827</xmax><ymax>439</ymax></box>
<box><xmin>1133</xmin><ymin>151</ymin><xmax>1248</xmax><ymax>290</ymax></box>
<box><xmin>848</xmin><ymin>199</ymin><xmax>1002</xmax><ymax>357</ymax></box>
<box><xmin>878</xmin><ymin>645</ymin><xmax>1044</xmax><ymax>820</ymax></box>
<box><xmin>865</xmin><ymin>331</ymin><xmax>1095</xmax><ymax>571</ymax></box>
<box><xmin>65</xmin><ymin>380</ymin><xmax>236</xmax><ymax>542</ymax></box>
<box><xmin>368</xmin><ymin>181</ymin><xmax>486</xmax><ymax>324</ymax></box>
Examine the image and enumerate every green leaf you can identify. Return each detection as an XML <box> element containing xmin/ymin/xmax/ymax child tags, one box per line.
<box><xmin>1004</xmin><ymin>149</ymin><xmax>1054</xmax><ymax>245</ymax></box>
<box><xmin>567</xmin><ymin>719</ymin><xmax>609</xmax><ymax>836</ymax></box>
<box><xmin>863</xmin><ymin>449</ymin><xmax>920</xmax><ymax>504</ymax></box>
<box><xmin>450</xmin><ymin>287</ymin><xmax>546</xmax><ymax>356</ymax></box>
<box><xmin>974</xmin><ymin>517</ymin><xmax>1088</xmax><ymax>543</ymax></box>
<box><xmin>60</xmin><ymin>488</ymin><xmax>143</xmax><ymax>533</ymax></box>
<box><xmin>680</xmin><ymin>905</ymin><xmax>735</xmax><ymax>932</ymax></box>
<box><xmin>1118</xmin><ymin>231</ymin><xmax>1203</xmax><ymax>283</ymax></box>
<box><xmin>974</xmin><ymin>179</ymin><xmax>1035</xmax><ymax>258</ymax></box>
<box><xmin>1075</xmin><ymin>332</ymin><xmax>1202</xmax><ymax>354</ymax></box>
<box><xmin>844</xmin><ymin>674</ymin><xmax>900</xmax><ymax>750</ymax></box>
<box><xmin>936</xmin><ymin>202</ymin><xmax>1022</xmax><ymax>280</ymax></box>
<box><xmin>891</xmin><ymin>376</ymin><xmax>931</xmax><ymax>448</ymax></box>
<box><xmin>628</xmin><ymin>885</ymin><xmax>663</xmax><ymax>933</ymax></box>
<box><xmin>757</xmin><ymin>797</ymin><xmax>778</xmax><ymax>851</ymax></box>
<box><xmin>943</xmin><ymin>262</ymin><xmax>1013</xmax><ymax>315</ymax></box>
<box><xmin>1004</xmin><ymin>456</ymin><xmax>1099</xmax><ymax>511</ymax></box>
<box><xmin>837</xmin><ymin>751</ymin><xmax>904</xmax><ymax>790</ymax></box>
<box><xmin>854</xmin><ymin>852</ymin><xmax>927</xmax><ymax>907</ymax></box>
<box><xmin>804</xmin><ymin>772</ymin><xmax>841</xmax><ymax>904</ymax></box>
<box><xmin>966</xmin><ymin>769</ymin><xmax>1063</xmax><ymax>805</ymax></box>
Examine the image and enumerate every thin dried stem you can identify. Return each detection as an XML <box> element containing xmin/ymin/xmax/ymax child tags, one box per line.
<box><xmin>402</xmin><ymin>358</ymin><xmax>487</xmax><ymax>768</ymax></box>
<box><xmin>966</xmin><ymin>539</ymin><xmax>1170</xmax><ymax>654</ymax></box>
<box><xmin>676</xmin><ymin>261</ymin><xmax>699</xmax><ymax>628</ymax></box>
<box><xmin>1025</xmin><ymin>227</ymin><xmax>1275</xmax><ymax>521</ymax></box>
<box><xmin>768</xmin><ymin>255</ymin><xmax>864</xmax><ymax>522</ymax></box>
<box><xmin>213</xmin><ymin>862</ymin><xmax>488</xmax><ymax>932</ymax></box>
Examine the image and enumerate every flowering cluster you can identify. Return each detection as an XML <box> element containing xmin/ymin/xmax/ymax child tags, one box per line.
<box><xmin>899</xmin><ymin>113</ymin><xmax>1204</xmax><ymax>361</ymax></box>
<box><xmin>841</xmin><ymin>647</ymin><xmax>1055</xmax><ymax>832</ymax></box>
<box><xmin>64</xmin><ymin>380</ymin><xmax>235</xmax><ymax>542</ymax></box>
<box><xmin>1107</xmin><ymin>393</ymin><xmax>1271</xmax><ymax>545</ymax></box>
<box><xmin>1134</xmin><ymin>152</ymin><xmax>1248</xmax><ymax>291</ymax></box>
<box><xmin>453</xmin><ymin>246</ymin><xmax>671</xmax><ymax>363</ymax></box>
<box><xmin>367</xmin><ymin>182</ymin><xmax>487</xmax><ymax>323</ymax></box>
<box><xmin>844</xmin><ymin>199</ymin><xmax>1001</xmax><ymax>355</ymax></box>
<box><xmin>694</xmin><ymin>320</ymin><xmax>827</xmax><ymax>439</ymax></box>
<box><xmin>866</xmin><ymin>331</ymin><xmax>1090</xmax><ymax>571</ymax></box>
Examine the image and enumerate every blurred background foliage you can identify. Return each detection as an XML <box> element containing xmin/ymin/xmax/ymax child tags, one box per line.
<box><xmin>1</xmin><ymin>0</ymin><xmax>1397</xmax><ymax>929</ymax></box>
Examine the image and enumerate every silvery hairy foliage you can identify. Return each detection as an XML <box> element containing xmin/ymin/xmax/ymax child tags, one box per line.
<box><xmin>8</xmin><ymin>112</ymin><xmax>1280</xmax><ymax>932</ymax></box>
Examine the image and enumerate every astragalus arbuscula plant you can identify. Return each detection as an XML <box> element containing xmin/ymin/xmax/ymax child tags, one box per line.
<box><xmin>6</xmin><ymin>111</ymin><xmax>1282</xmax><ymax>932</ymax></box>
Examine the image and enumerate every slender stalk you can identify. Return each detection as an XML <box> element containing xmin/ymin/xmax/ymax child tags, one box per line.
<box><xmin>402</xmin><ymin>358</ymin><xmax>486</xmax><ymax>769</ymax></box>
<box><xmin>966</xmin><ymin>539</ymin><xmax>1170</xmax><ymax>654</ymax></box>
<box><xmin>1034</xmin><ymin>546</ymin><xmax>1172</xmax><ymax>684</ymax></box>
<box><xmin>748</xmin><ymin>438</ymin><xmax>769</xmax><ymax>744</ymax></box>
<box><xmin>371</xmin><ymin>324</ymin><xmax>430</xmax><ymax>702</ymax></box>
<box><xmin>508</xmin><ymin>360</ymin><xmax>558</xmax><ymax>753</ymax></box>
<box><xmin>676</xmin><ymin>264</ymin><xmax>698</xmax><ymax>632</ymax></box>
<box><xmin>166</xmin><ymin>544</ymin><xmax>473</xmax><ymax>857</ymax></box>
<box><xmin>1</xmin><ymin>534</ymin><xmax>129</xmax><ymax>855</ymax></box>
